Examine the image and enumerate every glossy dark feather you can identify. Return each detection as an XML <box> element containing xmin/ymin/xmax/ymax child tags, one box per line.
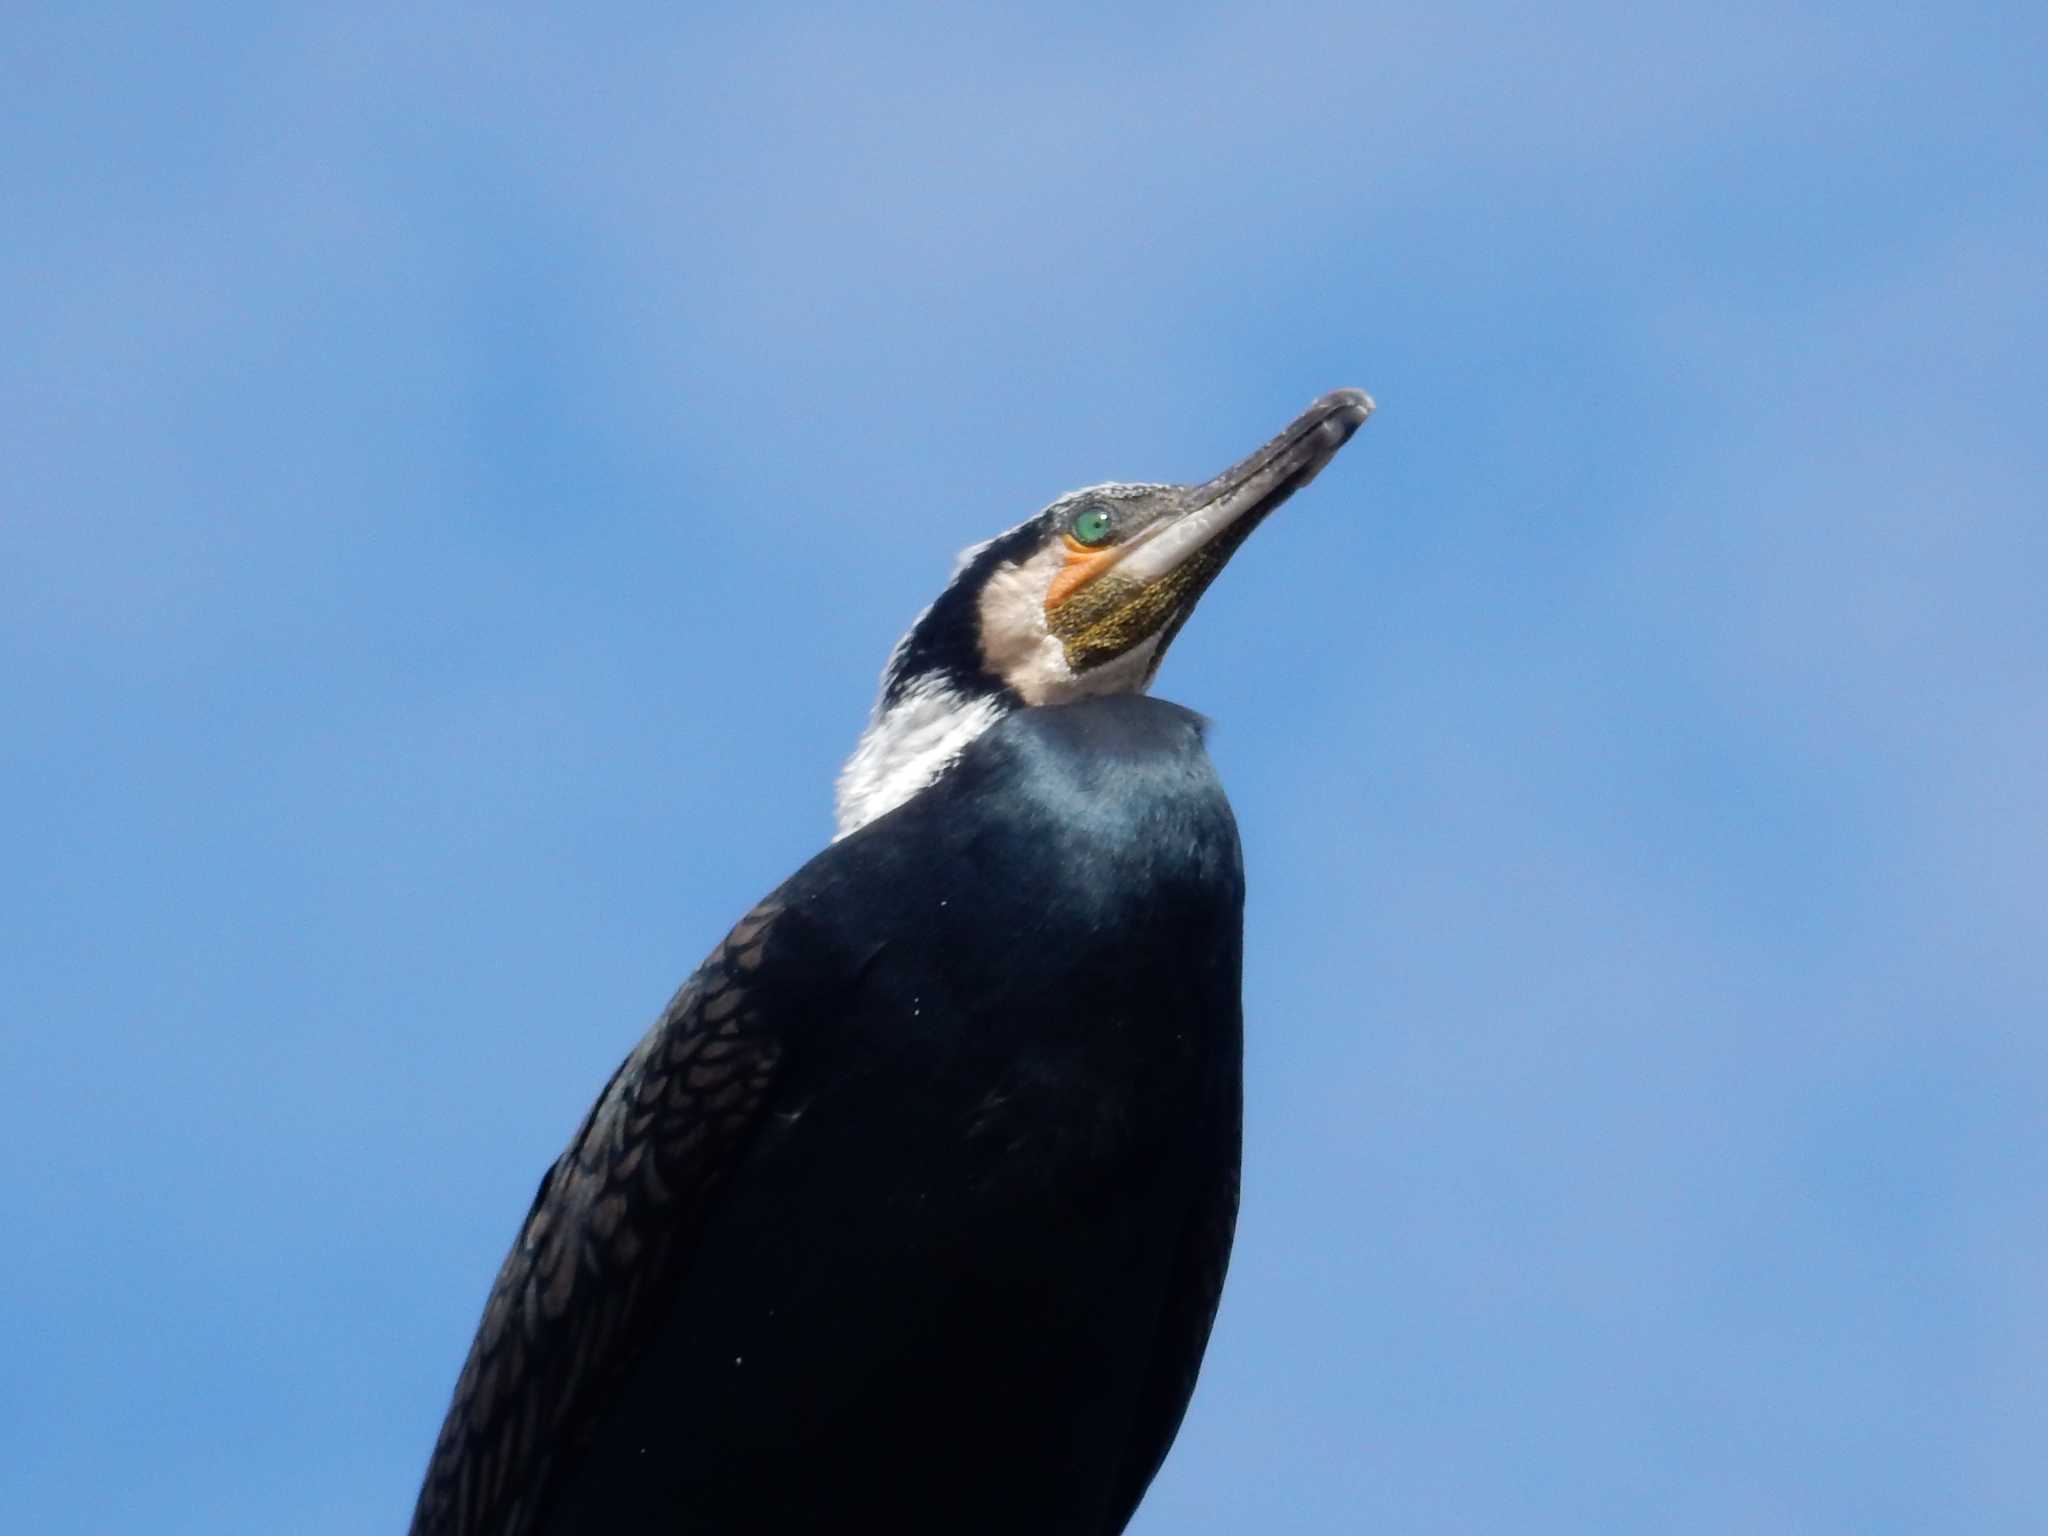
<box><xmin>1102</xmin><ymin>1151</ymin><xmax>1242</xmax><ymax>1534</ymax></box>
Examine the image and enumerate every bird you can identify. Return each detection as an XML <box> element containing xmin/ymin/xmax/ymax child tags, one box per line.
<box><xmin>409</xmin><ymin>387</ymin><xmax>1374</xmax><ymax>1536</ymax></box>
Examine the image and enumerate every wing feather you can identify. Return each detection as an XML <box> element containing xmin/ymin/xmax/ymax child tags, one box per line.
<box><xmin>409</xmin><ymin>898</ymin><xmax>792</xmax><ymax>1536</ymax></box>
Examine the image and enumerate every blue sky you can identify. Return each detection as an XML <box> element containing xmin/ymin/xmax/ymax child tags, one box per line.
<box><xmin>4</xmin><ymin>4</ymin><xmax>2044</xmax><ymax>1531</ymax></box>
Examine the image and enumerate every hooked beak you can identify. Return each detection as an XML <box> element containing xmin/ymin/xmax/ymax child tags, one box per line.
<box><xmin>1045</xmin><ymin>389</ymin><xmax>1374</xmax><ymax>675</ymax></box>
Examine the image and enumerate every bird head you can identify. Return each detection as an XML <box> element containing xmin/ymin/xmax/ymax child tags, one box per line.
<box><xmin>835</xmin><ymin>388</ymin><xmax>1373</xmax><ymax>836</ymax></box>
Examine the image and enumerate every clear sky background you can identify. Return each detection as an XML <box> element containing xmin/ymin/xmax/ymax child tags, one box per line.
<box><xmin>5</xmin><ymin>5</ymin><xmax>2044</xmax><ymax>1532</ymax></box>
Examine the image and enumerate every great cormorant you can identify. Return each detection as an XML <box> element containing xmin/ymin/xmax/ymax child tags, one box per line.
<box><xmin>410</xmin><ymin>388</ymin><xmax>1373</xmax><ymax>1535</ymax></box>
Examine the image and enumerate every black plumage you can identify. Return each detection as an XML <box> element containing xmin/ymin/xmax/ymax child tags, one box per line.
<box><xmin>411</xmin><ymin>389</ymin><xmax>1370</xmax><ymax>1535</ymax></box>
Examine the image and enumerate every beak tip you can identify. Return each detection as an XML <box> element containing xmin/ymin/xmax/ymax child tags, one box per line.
<box><xmin>1311</xmin><ymin>388</ymin><xmax>1375</xmax><ymax>452</ymax></box>
<box><xmin>1322</xmin><ymin>385</ymin><xmax>1375</xmax><ymax>424</ymax></box>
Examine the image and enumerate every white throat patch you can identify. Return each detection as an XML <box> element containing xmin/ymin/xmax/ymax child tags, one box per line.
<box><xmin>974</xmin><ymin>536</ymin><xmax>1166</xmax><ymax>706</ymax></box>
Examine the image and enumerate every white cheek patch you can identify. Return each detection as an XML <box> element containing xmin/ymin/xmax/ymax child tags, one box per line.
<box><xmin>975</xmin><ymin>539</ymin><xmax>1175</xmax><ymax>707</ymax></box>
<box><xmin>976</xmin><ymin>542</ymin><xmax>1074</xmax><ymax>706</ymax></box>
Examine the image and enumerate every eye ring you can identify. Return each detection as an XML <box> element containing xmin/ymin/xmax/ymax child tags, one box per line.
<box><xmin>1067</xmin><ymin>504</ymin><xmax>1115</xmax><ymax>548</ymax></box>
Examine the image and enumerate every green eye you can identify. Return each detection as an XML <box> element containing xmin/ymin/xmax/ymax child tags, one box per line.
<box><xmin>1069</xmin><ymin>505</ymin><xmax>1115</xmax><ymax>547</ymax></box>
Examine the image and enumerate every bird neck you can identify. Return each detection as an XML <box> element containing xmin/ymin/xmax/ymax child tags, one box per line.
<box><xmin>834</xmin><ymin>676</ymin><xmax>1011</xmax><ymax>839</ymax></box>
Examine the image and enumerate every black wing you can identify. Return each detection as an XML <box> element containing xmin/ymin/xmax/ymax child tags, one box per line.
<box><xmin>409</xmin><ymin>898</ymin><xmax>792</xmax><ymax>1536</ymax></box>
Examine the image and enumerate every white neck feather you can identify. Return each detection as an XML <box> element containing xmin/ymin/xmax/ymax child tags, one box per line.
<box><xmin>833</xmin><ymin>677</ymin><xmax>1006</xmax><ymax>839</ymax></box>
